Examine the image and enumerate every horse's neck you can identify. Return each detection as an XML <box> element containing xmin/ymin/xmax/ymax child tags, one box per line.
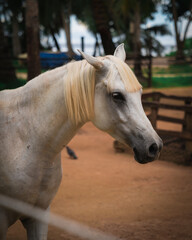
<box><xmin>21</xmin><ymin>66</ymin><xmax>83</xmax><ymax>156</ymax></box>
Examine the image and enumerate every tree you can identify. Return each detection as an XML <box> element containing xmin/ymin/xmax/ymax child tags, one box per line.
<box><xmin>7</xmin><ymin>0</ymin><xmax>23</xmax><ymax>57</ymax></box>
<box><xmin>111</xmin><ymin>0</ymin><xmax>158</xmax><ymax>79</ymax></box>
<box><xmin>39</xmin><ymin>0</ymin><xmax>75</xmax><ymax>57</ymax></box>
<box><xmin>60</xmin><ymin>0</ymin><xmax>75</xmax><ymax>57</ymax></box>
<box><xmin>163</xmin><ymin>0</ymin><xmax>192</xmax><ymax>60</ymax></box>
<box><xmin>71</xmin><ymin>0</ymin><xmax>116</xmax><ymax>55</ymax></box>
<box><xmin>91</xmin><ymin>0</ymin><xmax>115</xmax><ymax>54</ymax></box>
<box><xmin>26</xmin><ymin>0</ymin><xmax>41</xmax><ymax>80</ymax></box>
<box><xmin>132</xmin><ymin>1</ymin><xmax>142</xmax><ymax>78</ymax></box>
<box><xmin>141</xmin><ymin>24</ymin><xmax>171</xmax><ymax>87</ymax></box>
<box><xmin>141</xmin><ymin>24</ymin><xmax>171</xmax><ymax>56</ymax></box>
<box><xmin>0</xmin><ymin>0</ymin><xmax>24</xmax><ymax>57</ymax></box>
<box><xmin>0</xmin><ymin>19</ymin><xmax>17</xmax><ymax>89</ymax></box>
<box><xmin>38</xmin><ymin>0</ymin><xmax>62</xmax><ymax>51</ymax></box>
<box><xmin>184</xmin><ymin>37</ymin><xmax>192</xmax><ymax>57</ymax></box>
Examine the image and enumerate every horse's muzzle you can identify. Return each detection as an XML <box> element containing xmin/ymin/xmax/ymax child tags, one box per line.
<box><xmin>133</xmin><ymin>140</ymin><xmax>163</xmax><ymax>164</ymax></box>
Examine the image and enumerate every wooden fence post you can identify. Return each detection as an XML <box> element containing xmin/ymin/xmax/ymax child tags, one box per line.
<box><xmin>81</xmin><ymin>37</ymin><xmax>85</xmax><ymax>52</ymax></box>
<box><xmin>150</xmin><ymin>94</ymin><xmax>160</xmax><ymax>129</ymax></box>
<box><xmin>148</xmin><ymin>54</ymin><xmax>152</xmax><ymax>88</ymax></box>
<box><xmin>184</xmin><ymin>100</ymin><xmax>192</xmax><ymax>164</ymax></box>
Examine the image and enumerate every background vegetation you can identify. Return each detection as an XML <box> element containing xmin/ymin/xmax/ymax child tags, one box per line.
<box><xmin>0</xmin><ymin>0</ymin><xmax>191</xmax><ymax>90</ymax></box>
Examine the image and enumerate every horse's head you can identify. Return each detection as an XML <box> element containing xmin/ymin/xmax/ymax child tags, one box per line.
<box><xmin>78</xmin><ymin>44</ymin><xmax>163</xmax><ymax>164</ymax></box>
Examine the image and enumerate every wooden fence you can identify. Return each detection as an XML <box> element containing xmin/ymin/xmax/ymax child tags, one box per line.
<box><xmin>114</xmin><ymin>91</ymin><xmax>192</xmax><ymax>164</ymax></box>
<box><xmin>142</xmin><ymin>91</ymin><xmax>192</xmax><ymax>163</ymax></box>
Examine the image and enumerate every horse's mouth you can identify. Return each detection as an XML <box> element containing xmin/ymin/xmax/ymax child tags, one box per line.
<box><xmin>133</xmin><ymin>147</ymin><xmax>155</xmax><ymax>164</ymax></box>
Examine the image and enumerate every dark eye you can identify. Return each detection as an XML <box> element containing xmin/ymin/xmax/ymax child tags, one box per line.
<box><xmin>111</xmin><ymin>92</ymin><xmax>125</xmax><ymax>102</ymax></box>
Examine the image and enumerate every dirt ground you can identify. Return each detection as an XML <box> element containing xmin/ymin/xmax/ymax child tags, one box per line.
<box><xmin>6</xmin><ymin>87</ymin><xmax>192</xmax><ymax>240</ymax></box>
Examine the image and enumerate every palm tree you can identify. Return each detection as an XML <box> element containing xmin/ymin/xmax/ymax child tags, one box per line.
<box><xmin>141</xmin><ymin>24</ymin><xmax>171</xmax><ymax>87</ymax></box>
<box><xmin>141</xmin><ymin>24</ymin><xmax>171</xmax><ymax>56</ymax></box>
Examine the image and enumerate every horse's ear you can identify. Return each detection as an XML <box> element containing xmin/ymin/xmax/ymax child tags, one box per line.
<box><xmin>77</xmin><ymin>50</ymin><xmax>104</xmax><ymax>69</ymax></box>
<box><xmin>114</xmin><ymin>43</ymin><xmax>126</xmax><ymax>61</ymax></box>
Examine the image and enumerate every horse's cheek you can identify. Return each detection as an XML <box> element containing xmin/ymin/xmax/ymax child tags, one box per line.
<box><xmin>93</xmin><ymin>101</ymin><xmax>112</xmax><ymax>132</ymax></box>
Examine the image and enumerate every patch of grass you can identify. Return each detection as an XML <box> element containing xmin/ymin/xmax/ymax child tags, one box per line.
<box><xmin>142</xmin><ymin>64</ymin><xmax>192</xmax><ymax>88</ymax></box>
<box><xmin>153</xmin><ymin>64</ymin><xmax>192</xmax><ymax>75</ymax></box>
<box><xmin>152</xmin><ymin>76</ymin><xmax>192</xmax><ymax>88</ymax></box>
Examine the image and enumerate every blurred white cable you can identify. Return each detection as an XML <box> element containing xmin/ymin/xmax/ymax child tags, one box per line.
<box><xmin>0</xmin><ymin>194</ymin><xmax>123</xmax><ymax>240</ymax></box>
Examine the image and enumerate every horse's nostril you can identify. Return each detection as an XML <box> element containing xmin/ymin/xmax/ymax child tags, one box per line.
<box><xmin>148</xmin><ymin>143</ymin><xmax>158</xmax><ymax>156</ymax></box>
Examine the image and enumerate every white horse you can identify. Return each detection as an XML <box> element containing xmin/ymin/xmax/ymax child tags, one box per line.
<box><xmin>0</xmin><ymin>44</ymin><xmax>162</xmax><ymax>239</ymax></box>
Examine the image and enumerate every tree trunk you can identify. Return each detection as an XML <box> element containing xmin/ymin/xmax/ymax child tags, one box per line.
<box><xmin>133</xmin><ymin>2</ymin><xmax>142</xmax><ymax>79</ymax></box>
<box><xmin>171</xmin><ymin>0</ymin><xmax>185</xmax><ymax>60</ymax></box>
<box><xmin>92</xmin><ymin>34</ymin><xmax>101</xmax><ymax>56</ymax></box>
<box><xmin>0</xmin><ymin>20</ymin><xmax>16</xmax><ymax>89</ymax></box>
<box><xmin>26</xmin><ymin>0</ymin><xmax>41</xmax><ymax>81</ymax></box>
<box><xmin>12</xmin><ymin>15</ymin><xmax>21</xmax><ymax>57</ymax></box>
<box><xmin>61</xmin><ymin>3</ymin><xmax>74</xmax><ymax>58</ymax></box>
<box><xmin>92</xmin><ymin>0</ymin><xmax>115</xmax><ymax>55</ymax></box>
<box><xmin>49</xmin><ymin>25</ymin><xmax>60</xmax><ymax>52</ymax></box>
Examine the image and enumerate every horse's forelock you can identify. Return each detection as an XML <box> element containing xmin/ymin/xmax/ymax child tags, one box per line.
<box><xmin>105</xmin><ymin>56</ymin><xmax>142</xmax><ymax>93</ymax></box>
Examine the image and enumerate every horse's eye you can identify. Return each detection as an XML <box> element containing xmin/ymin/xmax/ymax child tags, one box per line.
<box><xmin>111</xmin><ymin>92</ymin><xmax>125</xmax><ymax>102</ymax></box>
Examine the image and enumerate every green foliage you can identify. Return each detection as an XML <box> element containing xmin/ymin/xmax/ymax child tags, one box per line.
<box><xmin>184</xmin><ymin>38</ymin><xmax>192</xmax><ymax>49</ymax></box>
<box><xmin>166</xmin><ymin>51</ymin><xmax>176</xmax><ymax>57</ymax></box>
<box><xmin>166</xmin><ymin>37</ymin><xmax>192</xmax><ymax>57</ymax></box>
<box><xmin>184</xmin><ymin>38</ymin><xmax>192</xmax><ymax>57</ymax></box>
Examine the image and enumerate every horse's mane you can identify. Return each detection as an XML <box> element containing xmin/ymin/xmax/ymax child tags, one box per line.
<box><xmin>64</xmin><ymin>56</ymin><xmax>142</xmax><ymax>125</ymax></box>
<box><xmin>64</xmin><ymin>60</ymin><xmax>96</xmax><ymax>125</ymax></box>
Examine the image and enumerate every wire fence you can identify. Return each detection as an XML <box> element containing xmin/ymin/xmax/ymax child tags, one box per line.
<box><xmin>0</xmin><ymin>194</ymin><xmax>123</xmax><ymax>240</ymax></box>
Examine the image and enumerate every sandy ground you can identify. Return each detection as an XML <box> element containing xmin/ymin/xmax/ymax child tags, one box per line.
<box><xmin>6</xmin><ymin>87</ymin><xmax>192</xmax><ymax>240</ymax></box>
